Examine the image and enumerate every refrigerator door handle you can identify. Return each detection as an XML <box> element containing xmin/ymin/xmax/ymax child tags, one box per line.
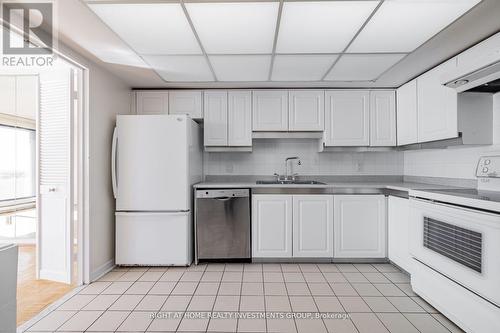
<box><xmin>111</xmin><ymin>127</ymin><xmax>118</xmax><ymax>198</ymax></box>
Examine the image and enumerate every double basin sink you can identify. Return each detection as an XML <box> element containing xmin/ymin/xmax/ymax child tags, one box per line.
<box><xmin>256</xmin><ymin>180</ymin><xmax>326</xmax><ymax>185</ymax></box>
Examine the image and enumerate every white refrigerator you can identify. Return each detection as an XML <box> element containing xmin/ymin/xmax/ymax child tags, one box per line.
<box><xmin>112</xmin><ymin>115</ymin><xmax>202</xmax><ymax>265</ymax></box>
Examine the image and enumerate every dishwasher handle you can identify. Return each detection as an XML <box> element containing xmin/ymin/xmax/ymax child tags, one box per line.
<box><xmin>214</xmin><ymin>196</ymin><xmax>233</xmax><ymax>201</ymax></box>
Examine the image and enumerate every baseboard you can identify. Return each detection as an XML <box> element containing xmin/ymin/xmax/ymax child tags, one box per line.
<box><xmin>89</xmin><ymin>258</ymin><xmax>115</xmax><ymax>282</ymax></box>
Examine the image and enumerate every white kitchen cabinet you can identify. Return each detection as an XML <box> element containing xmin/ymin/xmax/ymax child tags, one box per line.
<box><xmin>370</xmin><ymin>90</ymin><xmax>396</xmax><ymax>146</ymax></box>
<box><xmin>288</xmin><ymin>90</ymin><xmax>324</xmax><ymax>131</ymax></box>
<box><xmin>252</xmin><ymin>195</ymin><xmax>293</xmax><ymax>258</ymax></box>
<box><xmin>396</xmin><ymin>80</ymin><xmax>418</xmax><ymax>146</ymax></box>
<box><xmin>252</xmin><ymin>90</ymin><xmax>288</xmax><ymax>131</ymax></box>
<box><xmin>388</xmin><ymin>196</ymin><xmax>413</xmax><ymax>273</ymax></box>
<box><xmin>334</xmin><ymin>195</ymin><xmax>386</xmax><ymax>258</ymax></box>
<box><xmin>292</xmin><ymin>195</ymin><xmax>333</xmax><ymax>258</ymax></box>
<box><xmin>169</xmin><ymin>90</ymin><xmax>203</xmax><ymax>119</ymax></box>
<box><xmin>417</xmin><ymin>59</ymin><xmax>458</xmax><ymax>143</ymax></box>
<box><xmin>204</xmin><ymin>91</ymin><xmax>228</xmax><ymax>146</ymax></box>
<box><xmin>324</xmin><ymin>91</ymin><xmax>370</xmax><ymax>146</ymax></box>
<box><xmin>136</xmin><ymin>91</ymin><xmax>169</xmax><ymax>115</ymax></box>
<box><xmin>228</xmin><ymin>91</ymin><xmax>252</xmax><ymax>146</ymax></box>
<box><xmin>0</xmin><ymin>76</ymin><xmax>17</xmax><ymax>116</ymax></box>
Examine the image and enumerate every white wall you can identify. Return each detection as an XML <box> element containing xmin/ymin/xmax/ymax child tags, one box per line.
<box><xmin>404</xmin><ymin>93</ymin><xmax>500</xmax><ymax>180</ymax></box>
<box><xmin>204</xmin><ymin>139</ymin><xmax>404</xmax><ymax>176</ymax></box>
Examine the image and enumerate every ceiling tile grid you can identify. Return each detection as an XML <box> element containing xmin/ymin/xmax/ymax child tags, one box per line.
<box><xmin>87</xmin><ymin>0</ymin><xmax>483</xmax><ymax>83</ymax></box>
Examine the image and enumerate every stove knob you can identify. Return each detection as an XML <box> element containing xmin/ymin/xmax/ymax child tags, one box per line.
<box><xmin>484</xmin><ymin>159</ymin><xmax>491</xmax><ymax>165</ymax></box>
<box><xmin>482</xmin><ymin>167</ymin><xmax>489</xmax><ymax>173</ymax></box>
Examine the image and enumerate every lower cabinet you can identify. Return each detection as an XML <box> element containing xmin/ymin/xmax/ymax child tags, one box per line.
<box><xmin>388</xmin><ymin>196</ymin><xmax>412</xmax><ymax>273</ymax></box>
<box><xmin>333</xmin><ymin>195</ymin><xmax>387</xmax><ymax>258</ymax></box>
<box><xmin>252</xmin><ymin>194</ymin><xmax>333</xmax><ymax>258</ymax></box>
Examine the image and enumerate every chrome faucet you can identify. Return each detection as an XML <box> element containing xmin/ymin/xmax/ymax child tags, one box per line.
<box><xmin>285</xmin><ymin>156</ymin><xmax>301</xmax><ymax>181</ymax></box>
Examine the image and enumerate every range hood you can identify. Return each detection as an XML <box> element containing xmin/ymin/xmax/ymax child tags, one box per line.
<box><xmin>445</xmin><ymin>60</ymin><xmax>500</xmax><ymax>93</ymax></box>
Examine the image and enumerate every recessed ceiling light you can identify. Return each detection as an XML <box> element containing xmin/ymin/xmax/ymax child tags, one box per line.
<box><xmin>209</xmin><ymin>55</ymin><xmax>271</xmax><ymax>81</ymax></box>
<box><xmin>272</xmin><ymin>55</ymin><xmax>338</xmax><ymax>81</ymax></box>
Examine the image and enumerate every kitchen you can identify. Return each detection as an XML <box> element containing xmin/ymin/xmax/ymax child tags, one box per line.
<box><xmin>1</xmin><ymin>0</ymin><xmax>500</xmax><ymax>333</ymax></box>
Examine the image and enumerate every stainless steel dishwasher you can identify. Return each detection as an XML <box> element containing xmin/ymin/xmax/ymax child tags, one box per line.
<box><xmin>195</xmin><ymin>189</ymin><xmax>250</xmax><ymax>263</ymax></box>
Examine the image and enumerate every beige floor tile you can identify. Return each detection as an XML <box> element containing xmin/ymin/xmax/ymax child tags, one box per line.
<box><xmin>117</xmin><ymin>271</ymin><xmax>144</xmax><ymax>282</ymax></box>
<box><xmin>314</xmin><ymin>296</ymin><xmax>344</xmax><ymax>313</ymax></box>
<box><xmin>299</xmin><ymin>264</ymin><xmax>320</xmax><ymax>273</ymax></box>
<box><xmin>171</xmin><ymin>282</ymin><xmax>198</xmax><ymax>295</ymax></box>
<box><xmin>264</xmin><ymin>283</ymin><xmax>287</xmax><ymax>296</ymax></box>
<box><xmin>411</xmin><ymin>296</ymin><xmax>438</xmax><ymax>313</ymax></box>
<box><xmin>149</xmin><ymin>281</ymin><xmax>176</xmax><ymax>295</ymax></box>
<box><xmin>329</xmin><ymin>283</ymin><xmax>358</xmax><ymax>296</ymax></box>
<box><xmin>289</xmin><ymin>296</ymin><xmax>318</xmax><ymax>312</ymax></box>
<box><xmin>242</xmin><ymin>282</ymin><xmax>264</xmax><ymax>296</ymax></box>
<box><xmin>317</xmin><ymin>264</ymin><xmax>339</xmax><ymax>273</ymax></box>
<box><xmin>58</xmin><ymin>295</ymin><xmax>96</xmax><ymax>311</ymax></box>
<box><xmin>161</xmin><ymin>295</ymin><xmax>192</xmax><ymax>311</ymax></box>
<box><xmin>206</xmin><ymin>263</ymin><xmax>226</xmax><ymax>271</ymax></box>
<box><xmin>395</xmin><ymin>283</ymin><xmax>417</xmax><ymax>296</ymax></box>
<box><xmin>225</xmin><ymin>263</ymin><xmax>245</xmax><ymax>272</ymax></box>
<box><xmin>87</xmin><ymin>311</ymin><xmax>129</xmax><ymax>331</ymax></box>
<box><xmin>283</xmin><ymin>272</ymin><xmax>305</xmax><ymax>283</ymax></box>
<box><xmin>243</xmin><ymin>272</ymin><xmax>264</xmax><ymax>283</ymax></box>
<box><xmin>352</xmin><ymin>283</ymin><xmax>383</xmax><ymax>296</ymax></box>
<box><xmin>147</xmin><ymin>312</ymin><xmax>183</xmax><ymax>332</ymax></box>
<box><xmin>125</xmin><ymin>281</ymin><xmax>155</xmax><ymax>295</ymax></box>
<box><xmin>237</xmin><ymin>316</ymin><xmax>266</xmax><ymax>332</ymax></box>
<box><xmin>98</xmin><ymin>271</ymin><xmax>125</xmax><ymax>282</ymax></box>
<box><xmin>431</xmin><ymin>314</ymin><xmax>465</xmax><ymax>333</ymax></box>
<box><xmin>262</xmin><ymin>264</ymin><xmax>282</xmax><ymax>272</ymax></box>
<box><xmin>323</xmin><ymin>318</ymin><xmax>358</xmax><ymax>333</ymax></box>
<box><xmin>281</xmin><ymin>264</ymin><xmax>301</xmax><ymax>272</ymax></box>
<box><xmin>404</xmin><ymin>313</ymin><xmax>450</xmax><ymax>333</ymax></box>
<box><xmin>187</xmin><ymin>295</ymin><xmax>216</xmax><ymax>311</ymax></box>
<box><xmin>383</xmin><ymin>272</ymin><xmax>410</xmax><ymax>283</ymax></box>
<box><xmin>147</xmin><ymin>267</ymin><xmax>168</xmax><ymax>272</ymax></box>
<box><xmin>265</xmin><ymin>296</ymin><xmax>291</xmax><ymax>312</ymax></box>
<box><xmin>208</xmin><ymin>317</ymin><xmax>238</xmax><ymax>332</ymax></box>
<box><xmin>285</xmin><ymin>283</ymin><xmax>311</xmax><ymax>296</ymax></box>
<box><xmin>127</xmin><ymin>266</ymin><xmax>149</xmax><ymax>272</ymax></box>
<box><xmin>387</xmin><ymin>297</ymin><xmax>426</xmax><ymax>313</ymax></box>
<box><xmin>295</xmin><ymin>318</ymin><xmax>327</xmax><ymax>333</ymax></box>
<box><xmin>350</xmin><ymin>313</ymin><xmax>390</xmax><ymax>333</ymax></box>
<box><xmin>214</xmin><ymin>295</ymin><xmax>241</xmax><ymax>312</ymax></box>
<box><xmin>188</xmin><ymin>264</ymin><xmax>207</xmax><ymax>272</ymax></box>
<box><xmin>138</xmin><ymin>271</ymin><xmax>164</xmax><ymax>282</ymax></box>
<box><xmin>79</xmin><ymin>282</ymin><xmax>112</xmax><ymax>295</ymax></box>
<box><xmin>28</xmin><ymin>311</ymin><xmax>76</xmax><ymax>331</ymax></box>
<box><xmin>136</xmin><ymin>295</ymin><xmax>168</xmax><ymax>311</ymax></box>
<box><xmin>223</xmin><ymin>271</ymin><xmax>244</xmax><ymax>282</ymax></box>
<box><xmin>376</xmin><ymin>313</ymin><xmax>420</xmax><ymax>333</ymax></box>
<box><xmin>362</xmin><ymin>272</ymin><xmax>391</xmax><ymax>283</ymax></box>
<box><xmin>83</xmin><ymin>294</ymin><xmax>120</xmax><ymax>310</ymax></box>
<box><xmin>363</xmin><ymin>297</ymin><xmax>398</xmax><ymax>313</ymax></box>
<box><xmin>180</xmin><ymin>271</ymin><xmax>204</xmax><ymax>282</ymax></box>
<box><xmin>195</xmin><ymin>282</ymin><xmax>220</xmax><ymax>295</ymax></box>
<box><xmin>244</xmin><ymin>263</ymin><xmax>263</xmax><ymax>272</ymax></box>
<box><xmin>354</xmin><ymin>264</ymin><xmax>378</xmax><ymax>273</ymax></box>
<box><xmin>323</xmin><ymin>273</ymin><xmax>347</xmax><ymax>283</ymax></box>
<box><xmin>202</xmin><ymin>271</ymin><xmax>224</xmax><ymax>282</ymax></box>
<box><xmin>219</xmin><ymin>282</ymin><xmax>242</xmax><ymax>295</ymax></box>
<box><xmin>101</xmin><ymin>282</ymin><xmax>133</xmax><ymax>295</ymax></box>
<box><xmin>338</xmin><ymin>297</ymin><xmax>371</xmax><ymax>312</ymax></box>
<box><xmin>160</xmin><ymin>270</ymin><xmax>184</xmax><ymax>281</ymax></box>
<box><xmin>303</xmin><ymin>272</ymin><xmax>326</xmax><ymax>283</ymax></box>
<box><xmin>308</xmin><ymin>283</ymin><xmax>334</xmax><ymax>296</ymax></box>
<box><xmin>267</xmin><ymin>318</ymin><xmax>296</xmax><ymax>333</ymax></box>
<box><xmin>373</xmin><ymin>264</ymin><xmax>400</xmax><ymax>273</ymax></box>
<box><xmin>109</xmin><ymin>295</ymin><xmax>144</xmax><ymax>311</ymax></box>
<box><xmin>336</xmin><ymin>264</ymin><xmax>358</xmax><ymax>273</ymax></box>
<box><xmin>58</xmin><ymin>311</ymin><xmax>103</xmax><ymax>331</ymax></box>
<box><xmin>343</xmin><ymin>272</ymin><xmax>370</xmax><ymax>283</ymax></box>
<box><xmin>117</xmin><ymin>311</ymin><xmax>153</xmax><ymax>331</ymax></box>
<box><xmin>177</xmin><ymin>314</ymin><xmax>210</xmax><ymax>332</ymax></box>
<box><xmin>263</xmin><ymin>272</ymin><xmax>284</xmax><ymax>283</ymax></box>
<box><xmin>374</xmin><ymin>283</ymin><xmax>406</xmax><ymax>297</ymax></box>
<box><xmin>240</xmin><ymin>296</ymin><xmax>265</xmax><ymax>312</ymax></box>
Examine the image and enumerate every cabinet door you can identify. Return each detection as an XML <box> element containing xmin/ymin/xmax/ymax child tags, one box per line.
<box><xmin>334</xmin><ymin>195</ymin><xmax>386</xmax><ymax>258</ymax></box>
<box><xmin>324</xmin><ymin>91</ymin><xmax>370</xmax><ymax>146</ymax></box>
<box><xmin>292</xmin><ymin>195</ymin><xmax>333</xmax><ymax>258</ymax></box>
<box><xmin>370</xmin><ymin>90</ymin><xmax>396</xmax><ymax>146</ymax></box>
<box><xmin>396</xmin><ymin>80</ymin><xmax>418</xmax><ymax>146</ymax></box>
<box><xmin>0</xmin><ymin>76</ymin><xmax>16</xmax><ymax>116</ymax></box>
<box><xmin>289</xmin><ymin>90</ymin><xmax>324</xmax><ymax>131</ymax></box>
<box><xmin>169</xmin><ymin>90</ymin><xmax>203</xmax><ymax>119</ymax></box>
<box><xmin>417</xmin><ymin>59</ymin><xmax>458</xmax><ymax>143</ymax></box>
<box><xmin>136</xmin><ymin>91</ymin><xmax>169</xmax><ymax>115</ymax></box>
<box><xmin>252</xmin><ymin>195</ymin><xmax>292</xmax><ymax>258</ymax></box>
<box><xmin>252</xmin><ymin>90</ymin><xmax>288</xmax><ymax>131</ymax></box>
<box><xmin>228</xmin><ymin>91</ymin><xmax>252</xmax><ymax>146</ymax></box>
<box><xmin>388</xmin><ymin>196</ymin><xmax>412</xmax><ymax>273</ymax></box>
<box><xmin>204</xmin><ymin>91</ymin><xmax>228</xmax><ymax>146</ymax></box>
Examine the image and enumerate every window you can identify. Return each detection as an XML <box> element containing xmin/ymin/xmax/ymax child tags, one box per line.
<box><xmin>0</xmin><ymin>125</ymin><xmax>36</xmax><ymax>202</ymax></box>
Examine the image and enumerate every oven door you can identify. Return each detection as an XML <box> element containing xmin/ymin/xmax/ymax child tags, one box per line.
<box><xmin>409</xmin><ymin>198</ymin><xmax>500</xmax><ymax>306</ymax></box>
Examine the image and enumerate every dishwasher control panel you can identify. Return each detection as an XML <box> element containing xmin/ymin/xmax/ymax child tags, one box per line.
<box><xmin>196</xmin><ymin>189</ymin><xmax>249</xmax><ymax>198</ymax></box>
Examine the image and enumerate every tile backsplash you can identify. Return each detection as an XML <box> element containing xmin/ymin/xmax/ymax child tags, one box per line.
<box><xmin>204</xmin><ymin>139</ymin><xmax>404</xmax><ymax>176</ymax></box>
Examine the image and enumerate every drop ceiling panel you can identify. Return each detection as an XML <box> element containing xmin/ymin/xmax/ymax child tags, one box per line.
<box><xmin>209</xmin><ymin>55</ymin><xmax>271</xmax><ymax>81</ymax></box>
<box><xmin>325</xmin><ymin>54</ymin><xmax>406</xmax><ymax>81</ymax></box>
<box><xmin>185</xmin><ymin>2</ymin><xmax>279</xmax><ymax>54</ymax></box>
<box><xmin>272</xmin><ymin>55</ymin><xmax>338</xmax><ymax>81</ymax></box>
<box><xmin>348</xmin><ymin>0</ymin><xmax>482</xmax><ymax>53</ymax></box>
<box><xmin>276</xmin><ymin>1</ymin><xmax>379</xmax><ymax>53</ymax></box>
<box><xmin>143</xmin><ymin>56</ymin><xmax>214</xmax><ymax>82</ymax></box>
<box><xmin>88</xmin><ymin>3</ymin><xmax>201</xmax><ymax>55</ymax></box>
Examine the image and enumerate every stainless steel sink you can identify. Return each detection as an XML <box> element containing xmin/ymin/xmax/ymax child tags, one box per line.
<box><xmin>256</xmin><ymin>180</ymin><xmax>326</xmax><ymax>185</ymax></box>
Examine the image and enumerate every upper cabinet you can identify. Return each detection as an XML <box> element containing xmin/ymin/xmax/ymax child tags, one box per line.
<box><xmin>288</xmin><ymin>90</ymin><xmax>324</xmax><ymax>131</ymax></box>
<box><xmin>370</xmin><ymin>90</ymin><xmax>396</xmax><ymax>146</ymax></box>
<box><xmin>228</xmin><ymin>91</ymin><xmax>252</xmax><ymax>146</ymax></box>
<box><xmin>324</xmin><ymin>91</ymin><xmax>370</xmax><ymax>146</ymax></box>
<box><xmin>252</xmin><ymin>90</ymin><xmax>288</xmax><ymax>131</ymax></box>
<box><xmin>204</xmin><ymin>91</ymin><xmax>228</xmax><ymax>146</ymax></box>
<box><xmin>169</xmin><ymin>90</ymin><xmax>203</xmax><ymax>119</ymax></box>
<box><xmin>136</xmin><ymin>91</ymin><xmax>169</xmax><ymax>115</ymax></box>
<box><xmin>396</xmin><ymin>80</ymin><xmax>418</xmax><ymax>146</ymax></box>
<box><xmin>417</xmin><ymin>59</ymin><xmax>458</xmax><ymax>143</ymax></box>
